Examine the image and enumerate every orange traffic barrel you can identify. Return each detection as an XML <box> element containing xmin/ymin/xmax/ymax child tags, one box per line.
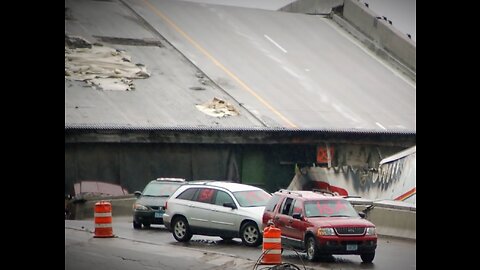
<box><xmin>261</xmin><ymin>225</ymin><xmax>282</xmax><ymax>265</ymax></box>
<box><xmin>94</xmin><ymin>200</ymin><xmax>114</xmax><ymax>238</ymax></box>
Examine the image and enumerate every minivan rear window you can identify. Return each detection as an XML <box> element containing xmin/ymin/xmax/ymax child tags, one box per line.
<box><xmin>197</xmin><ymin>188</ymin><xmax>215</xmax><ymax>203</ymax></box>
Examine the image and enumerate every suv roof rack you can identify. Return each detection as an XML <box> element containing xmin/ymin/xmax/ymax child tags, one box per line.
<box><xmin>312</xmin><ymin>189</ymin><xmax>335</xmax><ymax>196</ymax></box>
<box><xmin>189</xmin><ymin>180</ymin><xmax>235</xmax><ymax>185</ymax></box>
<box><xmin>278</xmin><ymin>189</ymin><xmax>303</xmax><ymax>197</ymax></box>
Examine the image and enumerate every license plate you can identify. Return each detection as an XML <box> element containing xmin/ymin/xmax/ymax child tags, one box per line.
<box><xmin>346</xmin><ymin>244</ymin><xmax>358</xmax><ymax>251</ymax></box>
<box><xmin>154</xmin><ymin>212</ymin><xmax>163</xmax><ymax>218</ymax></box>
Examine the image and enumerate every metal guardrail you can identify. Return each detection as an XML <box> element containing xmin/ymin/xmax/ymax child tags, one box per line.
<box><xmin>346</xmin><ymin>197</ymin><xmax>416</xmax><ymax>211</ymax></box>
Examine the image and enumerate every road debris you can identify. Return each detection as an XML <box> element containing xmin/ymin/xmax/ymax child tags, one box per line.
<box><xmin>196</xmin><ymin>97</ymin><xmax>240</xmax><ymax>117</ymax></box>
<box><xmin>65</xmin><ymin>34</ymin><xmax>150</xmax><ymax>91</ymax></box>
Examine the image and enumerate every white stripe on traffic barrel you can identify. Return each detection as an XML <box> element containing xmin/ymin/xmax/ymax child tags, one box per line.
<box><xmin>263</xmin><ymin>238</ymin><xmax>281</xmax><ymax>243</ymax></box>
<box><xmin>94</xmin><ymin>212</ymin><xmax>112</xmax><ymax>217</ymax></box>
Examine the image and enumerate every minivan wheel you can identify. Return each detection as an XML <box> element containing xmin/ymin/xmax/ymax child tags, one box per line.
<box><xmin>240</xmin><ymin>222</ymin><xmax>262</xmax><ymax>247</ymax></box>
<box><xmin>306</xmin><ymin>236</ymin><xmax>320</xmax><ymax>261</ymax></box>
<box><xmin>360</xmin><ymin>252</ymin><xmax>375</xmax><ymax>263</ymax></box>
<box><xmin>133</xmin><ymin>220</ymin><xmax>142</xmax><ymax>229</ymax></box>
<box><xmin>172</xmin><ymin>217</ymin><xmax>192</xmax><ymax>242</ymax></box>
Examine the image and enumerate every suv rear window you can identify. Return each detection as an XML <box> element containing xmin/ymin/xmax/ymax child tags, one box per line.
<box><xmin>281</xmin><ymin>197</ymin><xmax>294</xmax><ymax>215</ymax></box>
<box><xmin>265</xmin><ymin>194</ymin><xmax>281</xmax><ymax>212</ymax></box>
<box><xmin>292</xmin><ymin>199</ymin><xmax>303</xmax><ymax>215</ymax></box>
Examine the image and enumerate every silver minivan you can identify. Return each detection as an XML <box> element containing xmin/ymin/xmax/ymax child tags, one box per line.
<box><xmin>163</xmin><ymin>181</ymin><xmax>271</xmax><ymax>247</ymax></box>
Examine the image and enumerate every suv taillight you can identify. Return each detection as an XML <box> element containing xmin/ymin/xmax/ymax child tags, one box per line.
<box><xmin>165</xmin><ymin>201</ymin><xmax>167</xmax><ymax>210</ymax></box>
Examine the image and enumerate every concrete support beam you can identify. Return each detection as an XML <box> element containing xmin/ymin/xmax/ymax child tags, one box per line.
<box><xmin>65</xmin><ymin>128</ymin><xmax>416</xmax><ymax>146</ymax></box>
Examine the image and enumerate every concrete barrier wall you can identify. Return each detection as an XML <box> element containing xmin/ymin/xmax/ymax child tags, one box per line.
<box><xmin>72</xmin><ymin>195</ymin><xmax>136</xmax><ymax>220</ymax></box>
<box><xmin>280</xmin><ymin>0</ymin><xmax>344</xmax><ymax>14</ymax></box>
<box><xmin>367</xmin><ymin>207</ymin><xmax>416</xmax><ymax>240</ymax></box>
<box><xmin>353</xmin><ymin>204</ymin><xmax>416</xmax><ymax>240</ymax></box>
<box><xmin>342</xmin><ymin>0</ymin><xmax>416</xmax><ymax>72</ymax></box>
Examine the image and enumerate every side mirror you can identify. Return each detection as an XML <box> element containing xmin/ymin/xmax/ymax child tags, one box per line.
<box><xmin>358</xmin><ymin>211</ymin><xmax>366</xmax><ymax>218</ymax></box>
<box><xmin>134</xmin><ymin>191</ymin><xmax>142</xmax><ymax>198</ymax></box>
<box><xmin>223</xmin><ymin>202</ymin><xmax>237</xmax><ymax>209</ymax></box>
<box><xmin>292</xmin><ymin>213</ymin><xmax>303</xmax><ymax>220</ymax></box>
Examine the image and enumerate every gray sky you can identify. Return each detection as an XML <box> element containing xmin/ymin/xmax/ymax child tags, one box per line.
<box><xmin>363</xmin><ymin>0</ymin><xmax>416</xmax><ymax>41</ymax></box>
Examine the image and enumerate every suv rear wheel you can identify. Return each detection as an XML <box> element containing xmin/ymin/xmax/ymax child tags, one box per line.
<box><xmin>306</xmin><ymin>236</ymin><xmax>320</xmax><ymax>261</ymax></box>
<box><xmin>360</xmin><ymin>252</ymin><xmax>375</xmax><ymax>263</ymax></box>
<box><xmin>240</xmin><ymin>222</ymin><xmax>262</xmax><ymax>247</ymax></box>
<box><xmin>172</xmin><ymin>217</ymin><xmax>192</xmax><ymax>242</ymax></box>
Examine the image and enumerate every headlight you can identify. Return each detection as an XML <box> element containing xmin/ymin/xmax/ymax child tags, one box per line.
<box><xmin>317</xmin><ymin>227</ymin><xmax>335</xmax><ymax>236</ymax></box>
<box><xmin>365</xmin><ymin>227</ymin><xmax>376</xmax><ymax>235</ymax></box>
<box><xmin>133</xmin><ymin>203</ymin><xmax>148</xmax><ymax>211</ymax></box>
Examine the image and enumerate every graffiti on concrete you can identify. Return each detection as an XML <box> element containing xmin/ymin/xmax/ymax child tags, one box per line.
<box><xmin>289</xmin><ymin>146</ymin><xmax>416</xmax><ymax>204</ymax></box>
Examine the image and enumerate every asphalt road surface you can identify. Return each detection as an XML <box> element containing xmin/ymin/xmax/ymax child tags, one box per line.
<box><xmin>65</xmin><ymin>217</ymin><xmax>415</xmax><ymax>270</ymax></box>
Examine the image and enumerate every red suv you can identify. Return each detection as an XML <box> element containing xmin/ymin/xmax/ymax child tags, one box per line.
<box><xmin>262</xmin><ymin>189</ymin><xmax>377</xmax><ymax>263</ymax></box>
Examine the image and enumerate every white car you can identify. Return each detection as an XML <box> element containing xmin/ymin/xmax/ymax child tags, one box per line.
<box><xmin>163</xmin><ymin>181</ymin><xmax>272</xmax><ymax>247</ymax></box>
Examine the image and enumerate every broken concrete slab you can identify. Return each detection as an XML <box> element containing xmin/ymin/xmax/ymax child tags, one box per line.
<box><xmin>65</xmin><ymin>34</ymin><xmax>150</xmax><ymax>91</ymax></box>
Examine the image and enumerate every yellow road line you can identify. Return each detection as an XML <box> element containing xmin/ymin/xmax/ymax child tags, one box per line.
<box><xmin>142</xmin><ymin>0</ymin><xmax>297</xmax><ymax>128</ymax></box>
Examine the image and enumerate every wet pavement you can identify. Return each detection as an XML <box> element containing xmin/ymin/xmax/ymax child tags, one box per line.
<box><xmin>66</xmin><ymin>217</ymin><xmax>415</xmax><ymax>270</ymax></box>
